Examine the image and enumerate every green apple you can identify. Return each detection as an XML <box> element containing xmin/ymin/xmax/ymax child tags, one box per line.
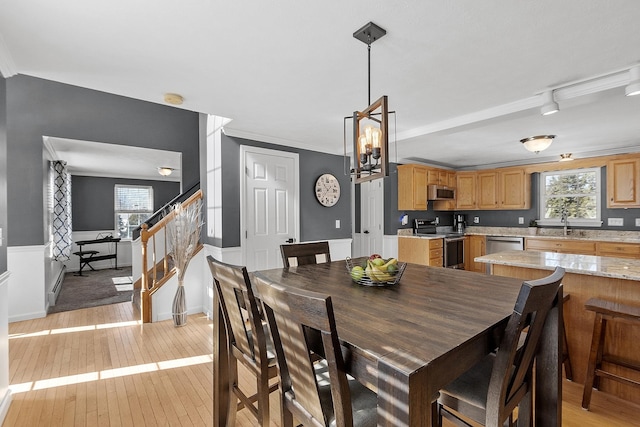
<box><xmin>372</xmin><ymin>258</ymin><xmax>385</xmax><ymax>267</ymax></box>
<box><xmin>350</xmin><ymin>266</ymin><xmax>365</xmax><ymax>282</ymax></box>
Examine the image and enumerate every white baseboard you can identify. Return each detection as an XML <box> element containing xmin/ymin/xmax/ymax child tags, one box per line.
<box><xmin>0</xmin><ymin>390</ymin><xmax>12</xmax><ymax>426</ymax></box>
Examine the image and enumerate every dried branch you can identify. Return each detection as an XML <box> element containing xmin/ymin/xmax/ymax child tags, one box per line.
<box><xmin>166</xmin><ymin>199</ymin><xmax>203</xmax><ymax>283</ymax></box>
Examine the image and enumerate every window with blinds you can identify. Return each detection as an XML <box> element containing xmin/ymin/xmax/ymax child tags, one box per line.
<box><xmin>114</xmin><ymin>185</ymin><xmax>154</xmax><ymax>239</ymax></box>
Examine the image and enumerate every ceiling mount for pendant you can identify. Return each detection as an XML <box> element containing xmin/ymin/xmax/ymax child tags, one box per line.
<box><xmin>353</xmin><ymin>21</ymin><xmax>387</xmax><ymax>45</ymax></box>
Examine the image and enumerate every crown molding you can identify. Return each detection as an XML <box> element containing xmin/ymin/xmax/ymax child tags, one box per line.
<box><xmin>0</xmin><ymin>33</ymin><xmax>17</xmax><ymax>77</ymax></box>
<box><xmin>222</xmin><ymin>127</ymin><xmax>344</xmax><ymax>156</ymax></box>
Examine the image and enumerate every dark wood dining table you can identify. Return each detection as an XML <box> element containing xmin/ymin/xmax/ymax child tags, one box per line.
<box><xmin>213</xmin><ymin>260</ymin><xmax>562</xmax><ymax>426</ymax></box>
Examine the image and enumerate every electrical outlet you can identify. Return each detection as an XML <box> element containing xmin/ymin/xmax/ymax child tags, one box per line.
<box><xmin>335</xmin><ymin>219</ymin><xmax>340</xmax><ymax>229</ymax></box>
<box><xmin>473</xmin><ymin>216</ymin><xmax>480</xmax><ymax>224</ymax></box>
<box><xmin>518</xmin><ymin>217</ymin><xmax>524</xmax><ymax>224</ymax></box>
<box><xmin>401</xmin><ymin>214</ymin><xmax>408</xmax><ymax>225</ymax></box>
<box><xmin>636</xmin><ymin>218</ymin><xmax>640</xmax><ymax>227</ymax></box>
<box><xmin>608</xmin><ymin>218</ymin><xmax>624</xmax><ymax>226</ymax></box>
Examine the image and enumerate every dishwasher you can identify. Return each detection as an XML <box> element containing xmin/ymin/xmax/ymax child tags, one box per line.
<box><xmin>486</xmin><ymin>236</ymin><xmax>524</xmax><ymax>254</ymax></box>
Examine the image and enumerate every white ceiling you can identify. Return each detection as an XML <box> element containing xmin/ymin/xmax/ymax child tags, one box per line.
<box><xmin>2</xmin><ymin>1</ymin><xmax>640</xmax><ymax>170</ymax></box>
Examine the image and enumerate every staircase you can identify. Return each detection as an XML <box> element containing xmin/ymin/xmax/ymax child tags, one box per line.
<box><xmin>133</xmin><ymin>189</ymin><xmax>203</xmax><ymax>323</ymax></box>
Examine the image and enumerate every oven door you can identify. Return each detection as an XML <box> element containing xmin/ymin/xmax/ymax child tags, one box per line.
<box><xmin>444</xmin><ymin>237</ymin><xmax>465</xmax><ymax>269</ymax></box>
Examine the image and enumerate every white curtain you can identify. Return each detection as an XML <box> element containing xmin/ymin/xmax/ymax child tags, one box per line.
<box><xmin>52</xmin><ymin>160</ymin><xmax>73</xmax><ymax>261</ymax></box>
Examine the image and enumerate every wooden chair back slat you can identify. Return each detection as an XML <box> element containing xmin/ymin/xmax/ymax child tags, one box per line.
<box><xmin>280</xmin><ymin>241</ymin><xmax>331</xmax><ymax>268</ymax></box>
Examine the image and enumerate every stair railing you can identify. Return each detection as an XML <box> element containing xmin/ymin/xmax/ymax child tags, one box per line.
<box><xmin>138</xmin><ymin>189</ymin><xmax>203</xmax><ymax>323</ymax></box>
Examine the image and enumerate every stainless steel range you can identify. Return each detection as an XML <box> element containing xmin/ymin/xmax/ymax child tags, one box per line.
<box><xmin>413</xmin><ymin>219</ymin><xmax>465</xmax><ymax>269</ymax></box>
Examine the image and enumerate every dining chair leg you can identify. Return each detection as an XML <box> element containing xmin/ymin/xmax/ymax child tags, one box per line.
<box><xmin>516</xmin><ymin>390</ymin><xmax>532</xmax><ymax>427</ymax></box>
<box><xmin>257</xmin><ymin>370</ymin><xmax>270</xmax><ymax>426</ymax></box>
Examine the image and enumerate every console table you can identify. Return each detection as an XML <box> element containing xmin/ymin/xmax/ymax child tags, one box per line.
<box><xmin>73</xmin><ymin>236</ymin><xmax>121</xmax><ymax>276</ymax></box>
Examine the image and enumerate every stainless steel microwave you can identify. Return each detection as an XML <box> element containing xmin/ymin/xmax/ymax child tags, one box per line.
<box><xmin>427</xmin><ymin>184</ymin><xmax>455</xmax><ymax>200</ymax></box>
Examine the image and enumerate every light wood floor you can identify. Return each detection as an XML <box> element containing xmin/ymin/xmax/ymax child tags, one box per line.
<box><xmin>4</xmin><ymin>301</ymin><xmax>640</xmax><ymax>426</ymax></box>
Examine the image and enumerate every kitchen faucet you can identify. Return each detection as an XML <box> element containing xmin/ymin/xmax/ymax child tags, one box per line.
<box><xmin>560</xmin><ymin>207</ymin><xmax>569</xmax><ymax>236</ymax></box>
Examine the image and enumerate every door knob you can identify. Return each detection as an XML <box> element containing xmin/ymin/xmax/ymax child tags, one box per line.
<box><xmin>363</xmin><ymin>230</ymin><xmax>370</xmax><ymax>234</ymax></box>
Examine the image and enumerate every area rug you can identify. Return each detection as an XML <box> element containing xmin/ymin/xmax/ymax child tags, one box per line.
<box><xmin>48</xmin><ymin>267</ymin><xmax>134</xmax><ymax>314</ymax></box>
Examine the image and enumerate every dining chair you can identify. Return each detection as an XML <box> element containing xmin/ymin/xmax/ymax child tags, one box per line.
<box><xmin>280</xmin><ymin>241</ymin><xmax>331</xmax><ymax>267</ymax></box>
<box><xmin>436</xmin><ymin>266</ymin><xmax>565</xmax><ymax>427</ymax></box>
<box><xmin>254</xmin><ymin>274</ymin><xmax>378</xmax><ymax>427</ymax></box>
<box><xmin>206</xmin><ymin>256</ymin><xmax>278</xmax><ymax>426</ymax></box>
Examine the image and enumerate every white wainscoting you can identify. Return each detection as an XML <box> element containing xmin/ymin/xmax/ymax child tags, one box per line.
<box><xmin>352</xmin><ymin>234</ymin><xmax>398</xmax><ymax>259</ymax></box>
<box><xmin>7</xmin><ymin>246</ymin><xmax>46</xmax><ymax>322</ymax></box>
<box><xmin>0</xmin><ymin>271</ymin><xmax>12</xmax><ymax>425</ymax></box>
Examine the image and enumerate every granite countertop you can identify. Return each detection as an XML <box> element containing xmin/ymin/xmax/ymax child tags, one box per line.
<box><xmin>475</xmin><ymin>250</ymin><xmax>640</xmax><ymax>281</ymax></box>
<box><xmin>398</xmin><ymin>226</ymin><xmax>640</xmax><ymax>243</ymax></box>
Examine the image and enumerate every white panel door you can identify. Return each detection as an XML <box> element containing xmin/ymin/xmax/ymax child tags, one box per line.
<box><xmin>360</xmin><ymin>179</ymin><xmax>384</xmax><ymax>257</ymax></box>
<box><xmin>243</xmin><ymin>147</ymin><xmax>299</xmax><ymax>271</ymax></box>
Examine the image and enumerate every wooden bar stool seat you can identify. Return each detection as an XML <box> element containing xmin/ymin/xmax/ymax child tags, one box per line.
<box><xmin>581</xmin><ymin>298</ymin><xmax>640</xmax><ymax>410</ymax></box>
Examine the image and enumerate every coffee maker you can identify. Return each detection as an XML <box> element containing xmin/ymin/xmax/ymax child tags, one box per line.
<box><xmin>453</xmin><ymin>214</ymin><xmax>466</xmax><ymax>234</ymax></box>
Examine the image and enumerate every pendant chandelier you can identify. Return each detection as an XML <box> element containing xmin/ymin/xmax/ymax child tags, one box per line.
<box><xmin>344</xmin><ymin>22</ymin><xmax>394</xmax><ymax>184</ymax></box>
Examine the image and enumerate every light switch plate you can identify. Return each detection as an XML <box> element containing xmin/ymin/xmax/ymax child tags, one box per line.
<box><xmin>335</xmin><ymin>219</ymin><xmax>340</xmax><ymax>229</ymax></box>
<box><xmin>608</xmin><ymin>218</ymin><xmax>624</xmax><ymax>226</ymax></box>
<box><xmin>636</xmin><ymin>218</ymin><xmax>640</xmax><ymax>227</ymax></box>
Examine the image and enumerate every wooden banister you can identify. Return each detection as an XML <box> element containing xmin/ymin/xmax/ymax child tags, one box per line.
<box><xmin>139</xmin><ymin>189</ymin><xmax>203</xmax><ymax>323</ymax></box>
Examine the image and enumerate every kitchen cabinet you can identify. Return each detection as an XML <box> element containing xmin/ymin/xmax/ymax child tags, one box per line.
<box><xmin>499</xmin><ymin>168</ymin><xmax>530</xmax><ymax>209</ymax></box>
<box><xmin>398</xmin><ymin>237</ymin><xmax>443</xmax><ymax>267</ymax></box>
<box><xmin>477</xmin><ymin>171</ymin><xmax>498</xmax><ymax>209</ymax></box>
<box><xmin>596</xmin><ymin>242</ymin><xmax>640</xmax><ymax>259</ymax></box>
<box><xmin>466</xmin><ymin>235</ymin><xmax>486</xmax><ymax>273</ymax></box>
<box><xmin>607</xmin><ymin>158</ymin><xmax>640</xmax><ymax>208</ymax></box>
<box><xmin>525</xmin><ymin>238</ymin><xmax>596</xmax><ymax>255</ymax></box>
<box><xmin>477</xmin><ymin>168</ymin><xmax>530</xmax><ymax>210</ymax></box>
<box><xmin>398</xmin><ymin>164</ymin><xmax>427</xmax><ymax>210</ymax></box>
<box><xmin>456</xmin><ymin>172</ymin><xmax>477</xmax><ymax>210</ymax></box>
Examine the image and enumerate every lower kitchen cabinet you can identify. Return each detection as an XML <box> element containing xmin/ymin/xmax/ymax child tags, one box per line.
<box><xmin>596</xmin><ymin>241</ymin><xmax>640</xmax><ymax>259</ymax></box>
<box><xmin>525</xmin><ymin>238</ymin><xmax>596</xmax><ymax>255</ymax></box>
<box><xmin>398</xmin><ymin>237</ymin><xmax>443</xmax><ymax>267</ymax></box>
<box><xmin>466</xmin><ymin>235</ymin><xmax>486</xmax><ymax>273</ymax></box>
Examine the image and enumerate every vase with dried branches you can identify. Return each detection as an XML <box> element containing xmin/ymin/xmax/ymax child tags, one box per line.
<box><xmin>166</xmin><ymin>199</ymin><xmax>203</xmax><ymax>327</ymax></box>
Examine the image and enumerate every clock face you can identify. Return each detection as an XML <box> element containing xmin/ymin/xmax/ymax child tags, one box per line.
<box><xmin>315</xmin><ymin>174</ymin><xmax>341</xmax><ymax>207</ymax></box>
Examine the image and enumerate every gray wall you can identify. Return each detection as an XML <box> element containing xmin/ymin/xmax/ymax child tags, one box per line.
<box><xmin>203</xmin><ymin>133</ymin><xmax>352</xmax><ymax>248</ymax></box>
<box><xmin>0</xmin><ymin>77</ymin><xmax>7</xmax><ymax>273</ymax></box>
<box><xmin>5</xmin><ymin>75</ymin><xmax>200</xmax><ymax>247</ymax></box>
<box><xmin>71</xmin><ymin>176</ymin><xmax>181</xmax><ymax>231</ymax></box>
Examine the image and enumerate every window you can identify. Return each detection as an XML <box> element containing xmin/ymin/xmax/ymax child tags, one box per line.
<box><xmin>115</xmin><ymin>185</ymin><xmax>154</xmax><ymax>239</ymax></box>
<box><xmin>538</xmin><ymin>167</ymin><xmax>601</xmax><ymax>227</ymax></box>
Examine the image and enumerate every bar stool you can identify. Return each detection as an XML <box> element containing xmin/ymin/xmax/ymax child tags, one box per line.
<box><xmin>581</xmin><ymin>298</ymin><xmax>640</xmax><ymax>410</ymax></box>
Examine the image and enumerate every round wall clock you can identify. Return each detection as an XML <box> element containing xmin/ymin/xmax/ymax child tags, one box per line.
<box><xmin>315</xmin><ymin>173</ymin><xmax>341</xmax><ymax>207</ymax></box>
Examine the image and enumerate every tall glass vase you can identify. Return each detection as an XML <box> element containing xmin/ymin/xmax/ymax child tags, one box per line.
<box><xmin>172</xmin><ymin>279</ymin><xmax>187</xmax><ymax>327</ymax></box>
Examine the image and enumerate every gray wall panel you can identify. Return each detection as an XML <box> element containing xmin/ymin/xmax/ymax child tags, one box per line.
<box><xmin>6</xmin><ymin>75</ymin><xmax>199</xmax><ymax>247</ymax></box>
<box><xmin>71</xmin><ymin>176</ymin><xmax>180</xmax><ymax>231</ymax></box>
<box><xmin>0</xmin><ymin>77</ymin><xmax>7</xmax><ymax>272</ymax></box>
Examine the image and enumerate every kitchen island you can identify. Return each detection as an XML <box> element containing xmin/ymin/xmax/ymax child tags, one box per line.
<box><xmin>476</xmin><ymin>250</ymin><xmax>640</xmax><ymax>405</ymax></box>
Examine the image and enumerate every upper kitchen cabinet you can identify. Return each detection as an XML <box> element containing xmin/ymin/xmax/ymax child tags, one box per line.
<box><xmin>607</xmin><ymin>158</ymin><xmax>640</xmax><ymax>208</ymax></box>
<box><xmin>477</xmin><ymin>171</ymin><xmax>498</xmax><ymax>209</ymax></box>
<box><xmin>499</xmin><ymin>168</ymin><xmax>530</xmax><ymax>209</ymax></box>
<box><xmin>456</xmin><ymin>172</ymin><xmax>477</xmax><ymax>210</ymax></box>
<box><xmin>474</xmin><ymin>168</ymin><xmax>530</xmax><ymax>210</ymax></box>
<box><xmin>398</xmin><ymin>164</ymin><xmax>428</xmax><ymax>210</ymax></box>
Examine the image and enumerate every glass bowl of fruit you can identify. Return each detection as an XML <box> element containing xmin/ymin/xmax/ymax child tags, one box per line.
<box><xmin>346</xmin><ymin>255</ymin><xmax>406</xmax><ymax>287</ymax></box>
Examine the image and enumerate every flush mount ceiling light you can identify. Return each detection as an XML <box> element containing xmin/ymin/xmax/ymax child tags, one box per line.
<box><xmin>157</xmin><ymin>167</ymin><xmax>174</xmax><ymax>176</ymax></box>
<box><xmin>163</xmin><ymin>93</ymin><xmax>184</xmax><ymax>105</ymax></box>
<box><xmin>625</xmin><ymin>66</ymin><xmax>640</xmax><ymax>96</ymax></box>
<box><xmin>520</xmin><ymin>135</ymin><xmax>556</xmax><ymax>153</ymax></box>
<box><xmin>559</xmin><ymin>153</ymin><xmax>574</xmax><ymax>162</ymax></box>
<box><xmin>540</xmin><ymin>90</ymin><xmax>559</xmax><ymax>116</ymax></box>
<box><xmin>344</xmin><ymin>21</ymin><xmax>395</xmax><ymax>184</ymax></box>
